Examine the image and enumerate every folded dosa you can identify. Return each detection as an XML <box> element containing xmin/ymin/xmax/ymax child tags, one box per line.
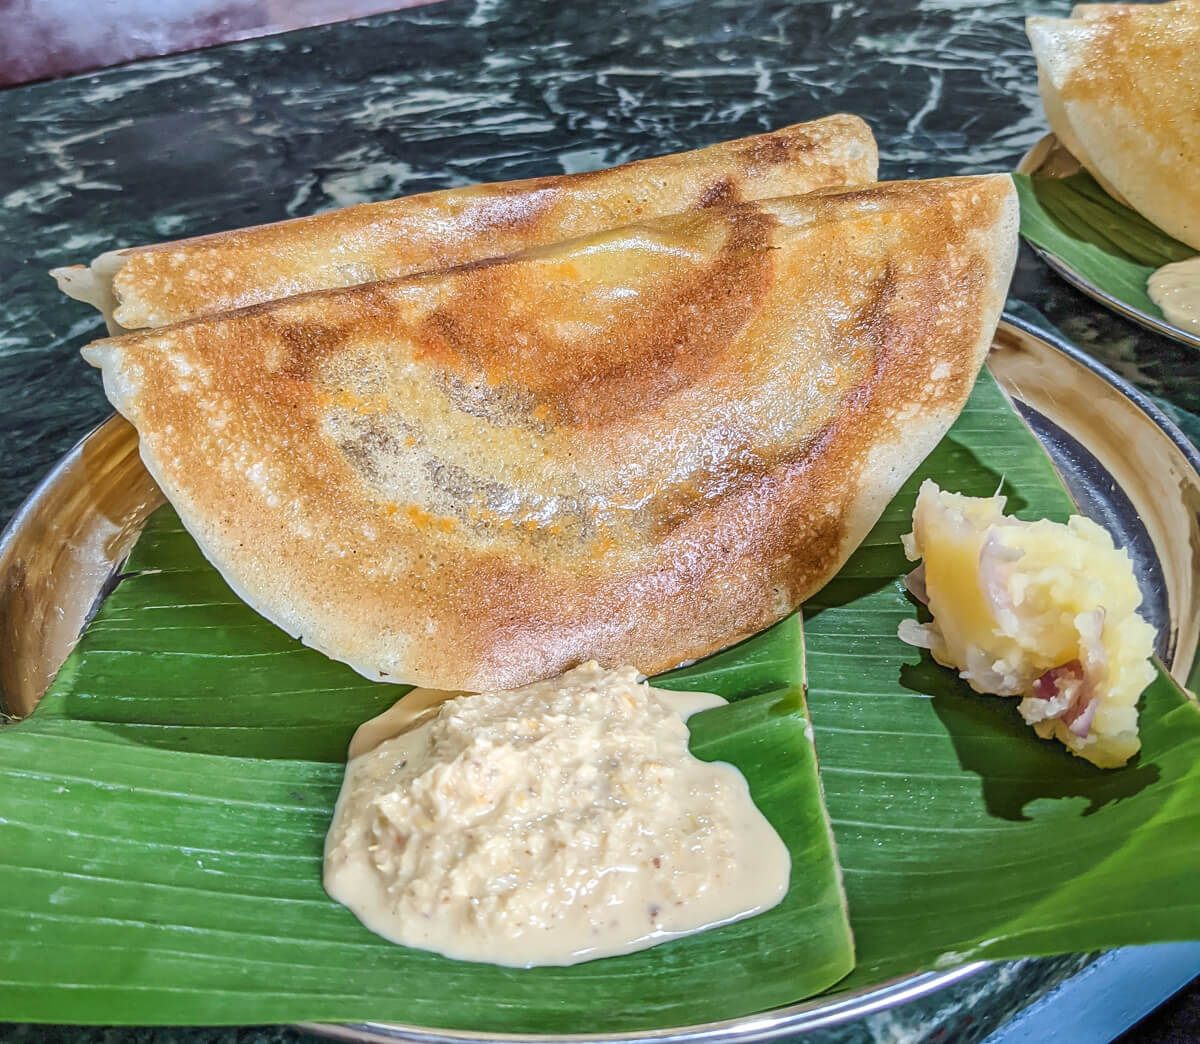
<box><xmin>54</xmin><ymin>114</ymin><xmax>877</xmax><ymax>333</ymax></box>
<box><xmin>83</xmin><ymin>174</ymin><xmax>1018</xmax><ymax>691</ymax></box>
<box><xmin>1028</xmin><ymin>2</ymin><xmax>1200</xmax><ymax>249</ymax></box>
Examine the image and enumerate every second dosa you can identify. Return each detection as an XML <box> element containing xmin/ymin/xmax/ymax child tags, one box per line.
<box><xmin>54</xmin><ymin>114</ymin><xmax>876</xmax><ymax>332</ymax></box>
<box><xmin>1028</xmin><ymin>2</ymin><xmax>1200</xmax><ymax>249</ymax></box>
<box><xmin>83</xmin><ymin>174</ymin><xmax>1018</xmax><ymax>691</ymax></box>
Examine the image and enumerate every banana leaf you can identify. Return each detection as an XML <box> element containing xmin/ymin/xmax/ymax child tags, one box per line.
<box><xmin>803</xmin><ymin>374</ymin><xmax>1200</xmax><ymax>987</ymax></box>
<box><xmin>0</xmin><ymin>537</ymin><xmax>853</xmax><ymax>1029</ymax></box>
<box><xmin>3</xmin><ymin>367</ymin><xmax>1200</xmax><ymax>1029</ymax></box>
<box><xmin>1014</xmin><ymin>170</ymin><xmax>1196</xmax><ymax>324</ymax></box>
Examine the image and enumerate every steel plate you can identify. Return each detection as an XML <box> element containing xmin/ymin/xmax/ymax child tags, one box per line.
<box><xmin>1015</xmin><ymin>133</ymin><xmax>1200</xmax><ymax>352</ymax></box>
<box><xmin>1</xmin><ymin>316</ymin><xmax>1197</xmax><ymax>1042</ymax></box>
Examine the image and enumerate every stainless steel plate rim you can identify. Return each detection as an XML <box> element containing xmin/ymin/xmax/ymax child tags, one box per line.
<box><xmin>1003</xmin><ymin>312</ymin><xmax>1200</xmax><ymax>475</ymax></box>
<box><xmin>1</xmin><ymin>317</ymin><xmax>1196</xmax><ymax>1042</ymax></box>
<box><xmin>1015</xmin><ymin>132</ymin><xmax>1200</xmax><ymax>351</ymax></box>
<box><xmin>300</xmin><ymin>961</ymin><xmax>993</xmax><ymax>1044</ymax></box>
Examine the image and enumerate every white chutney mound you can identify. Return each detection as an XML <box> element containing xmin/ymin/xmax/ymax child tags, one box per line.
<box><xmin>1148</xmin><ymin>255</ymin><xmax>1200</xmax><ymax>335</ymax></box>
<box><xmin>323</xmin><ymin>661</ymin><xmax>789</xmax><ymax>966</ymax></box>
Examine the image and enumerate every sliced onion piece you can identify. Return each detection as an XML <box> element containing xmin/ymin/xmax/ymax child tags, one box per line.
<box><xmin>897</xmin><ymin>617</ymin><xmax>935</xmax><ymax>649</ymax></box>
<box><xmin>904</xmin><ymin>562</ymin><xmax>928</xmax><ymax>605</ymax></box>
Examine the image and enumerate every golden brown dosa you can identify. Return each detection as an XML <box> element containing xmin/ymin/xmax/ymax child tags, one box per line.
<box><xmin>1028</xmin><ymin>1</ymin><xmax>1200</xmax><ymax>249</ymax></box>
<box><xmin>54</xmin><ymin>115</ymin><xmax>877</xmax><ymax>333</ymax></box>
<box><xmin>82</xmin><ymin>174</ymin><xmax>1018</xmax><ymax>691</ymax></box>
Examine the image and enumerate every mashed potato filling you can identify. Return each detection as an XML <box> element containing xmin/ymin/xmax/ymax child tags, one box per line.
<box><xmin>898</xmin><ymin>480</ymin><xmax>1156</xmax><ymax>768</ymax></box>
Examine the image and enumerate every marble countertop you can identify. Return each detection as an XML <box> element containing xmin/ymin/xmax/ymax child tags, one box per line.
<box><xmin>4</xmin><ymin>0</ymin><xmax>1200</xmax><ymax>526</ymax></box>
<box><xmin>0</xmin><ymin>0</ymin><xmax>1197</xmax><ymax>1041</ymax></box>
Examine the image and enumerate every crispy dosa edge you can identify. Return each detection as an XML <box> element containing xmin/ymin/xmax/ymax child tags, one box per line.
<box><xmin>1032</xmin><ymin>65</ymin><xmax>1132</xmax><ymax>208</ymax></box>
<box><xmin>1027</xmin><ymin>3</ymin><xmax>1200</xmax><ymax>249</ymax></box>
<box><xmin>50</xmin><ymin>251</ymin><xmax>132</xmax><ymax>337</ymax></box>
<box><xmin>53</xmin><ymin>114</ymin><xmax>877</xmax><ymax>332</ymax></box>
<box><xmin>82</xmin><ymin>175</ymin><xmax>1018</xmax><ymax>691</ymax></box>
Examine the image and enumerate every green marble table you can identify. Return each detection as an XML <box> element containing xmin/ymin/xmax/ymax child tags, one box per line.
<box><xmin>1</xmin><ymin>0</ymin><xmax>1197</xmax><ymax>1040</ymax></box>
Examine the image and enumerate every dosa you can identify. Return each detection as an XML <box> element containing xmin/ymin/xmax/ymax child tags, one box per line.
<box><xmin>55</xmin><ymin>114</ymin><xmax>877</xmax><ymax>332</ymax></box>
<box><xmin>1028</xmin><ymin>2</ymin><xmax>1200</xmax><ymax>249</ymax></box>
<box><xmin>83</xmin><ymin>174</ymin><xmax>1018</xmax><ymax>691</ymax></box>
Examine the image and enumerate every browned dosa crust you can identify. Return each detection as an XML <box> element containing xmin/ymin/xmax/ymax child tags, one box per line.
<box><xmin>54</xmin><ymin>114</ymin><xmax>877</xmax><ymax>332</ymax></box>
<box><xmin>83</xmin><ymin>174</ymin><xmax>1018</xmax><ymax>691</ymax></box>
<box><xmin>1028</xmin><ymin>1</ymin><xmax>1200</xmax><ymax>249</ymax></box>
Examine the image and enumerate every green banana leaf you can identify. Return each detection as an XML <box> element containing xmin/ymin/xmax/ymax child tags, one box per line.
<box><xmin>3</xmin><ymin>366</ymin><xmax>1200</xmax><ymax>1030</ymax></box>
<box><xmin>1014</xmin><ymin>170</ymin><xmax>1196</xmax><ymax>324</ymax></box>
<box><xmin>803</xmin><ymin>375</ymin><xmax>1200</xmax><ymax>987</ymax></box>
<box><xmin>0</xmin><ymin>538</ymin><xmax>852</xmax><ymax>1029</ymax></box>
